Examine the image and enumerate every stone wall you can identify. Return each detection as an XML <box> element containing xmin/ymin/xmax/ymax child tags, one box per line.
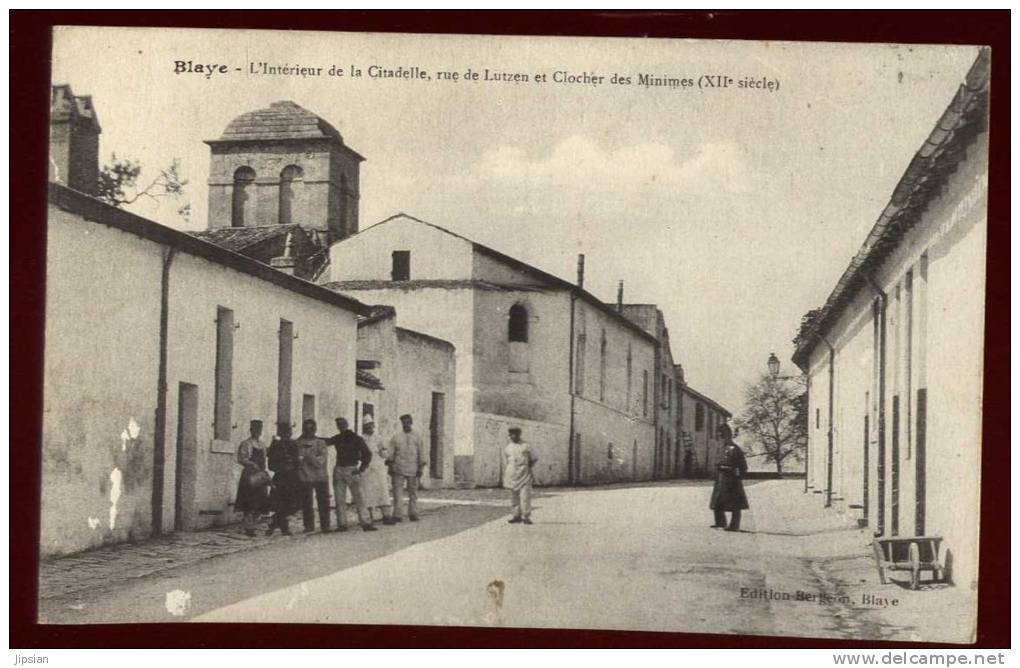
<box><xmin>42</xmin><ymin>203</ymin><xmax>360</xmax><ymax>556</ymax></box>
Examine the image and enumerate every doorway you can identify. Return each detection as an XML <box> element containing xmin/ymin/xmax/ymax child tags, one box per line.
<box><xmin>174</xmin><ymin>382</ymin><xmax>199</xmax><ymax>531</ymax></box>
<box><xmin>429</xmin><ymin>392</ymin><xmax>445</xmax><ymax>479</ymax></box>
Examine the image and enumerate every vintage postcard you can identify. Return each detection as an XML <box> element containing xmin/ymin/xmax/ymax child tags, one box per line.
<box><xmin>40</xmin><ymin>25</ymin><xmax>989</xmax><ymax>644</ymax></box>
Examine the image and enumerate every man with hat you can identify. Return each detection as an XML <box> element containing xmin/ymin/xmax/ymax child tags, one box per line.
<box><xmin>503</xmin><ymin>426</ymin><xmax>538</xmax><ymax>524</ymax></box>
<box><xmin>266</xmin><ymin>421</ymin><xmax>300</xmax><ymax>536</ymax></box>
<box><xmin>296</xmin><ymin>418</ymin><xmax>332</xmax><ymax>533</ymax></box>
<box><xmin>387</xmin><ymin>414</ymin><xmax>427</xmax><ymax>522</ymax></box>
<box><xmin>709</xmin><ymin>422</ymin><xmax>749</xmax><ymax>531</ymax></box>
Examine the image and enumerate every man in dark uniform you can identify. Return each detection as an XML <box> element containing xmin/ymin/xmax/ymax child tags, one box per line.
<box><xmin>327</xmin><ymin>417</ymin><xmax>377</xmax><ymax>532</ymax></box>
<box><xmin>266</xmin><ymin>422</ymin><xmax>300</xmax><ymax>536</ymax></box>
<box><xmin>709</xmin><ymin>423</ymin><xmax>749</xmax><ymax>532</ymax></box>
<box><xmin>296</xmin><ymin>418</ymin><xmax>332</xmax><ymax>533</ymax></box>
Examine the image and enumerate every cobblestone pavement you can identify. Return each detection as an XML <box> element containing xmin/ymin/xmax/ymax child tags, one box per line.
<box><xmin>40</xmin><ymin>523</ymin><xmax>306</xmax><ymax>601</ymax></box>
<box><xmin>33</xmin><ymin>480</ymin><xmax>755</xmax><ymax>607</ymax></box>
<box><xmin>38</xmin><ymin>480</ymin><xmax>976</xmax><ymax>641</ymax></box>
<box><xmin>38</xmin><ymin>489</ymin><xmax>511</xmax><ymax>604</ymax></box>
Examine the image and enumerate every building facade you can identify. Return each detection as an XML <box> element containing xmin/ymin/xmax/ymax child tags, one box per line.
<box><xmin>621</xmin><ymin>304</ymin><xmax>681</xmax><ymax>478</ymax></box>
<box><xmin>325</xmin><ymin>214</ymin><xmax>658</xmax><ymax>487</ymax></box>
<box><xmin>354</xmin><ymin>307</ymin><xmax>457</xmax><ymax>488</ymax></box>
<box><xmin>793</xmin><ymin>51</ymin><xmax>989</xmax><ymax>591</ymax></box>
<box><xmin>676</xmin><ymin>380</ymin><xmax>733</xmax><ymax>478</ymax></box>
<box><xmin>43</xmin><ymin>184</ymin><xmax>369</xmax><ymax>557</ymax></box>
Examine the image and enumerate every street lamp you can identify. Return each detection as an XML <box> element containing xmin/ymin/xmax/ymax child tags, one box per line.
<box><xmin>767</xmin><ymin>352</ymin><xmax>781</xmax><ymax>378</ymax></box>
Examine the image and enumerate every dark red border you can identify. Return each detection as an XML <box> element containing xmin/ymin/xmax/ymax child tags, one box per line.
<box><xmin>10</xmin><ymin>10</ymin><xmax>1010</xmax><ymax>649</ymax></box>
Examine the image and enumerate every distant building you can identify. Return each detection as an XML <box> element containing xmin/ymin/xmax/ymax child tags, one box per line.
<box><xmin>793</xmin><ymin>50</ymin><xmax>989</xmax><ymax>590</ymax></box>
<box><xmin>42</xmin><ymin>87</ymin><xmax>370</xmax><ymax>557</ymax></box>
<box><xmin>620</xmin><ymin>304</ymin><xmax>681</xmax><ymax>478</ymax></box>
<box><xmin>676</xmin><ymin>379</ymin><xmax>732</xmax><ymax>478</ymax></box>
<box><xmin>326</xmin><ymin>214</ymin><xmax>659</xmax><ymax>486</ymax></box>
<box><xmin>354</xmin><ymin>306</ymin><xmax>457</xmax><ymax>487</ymax></box>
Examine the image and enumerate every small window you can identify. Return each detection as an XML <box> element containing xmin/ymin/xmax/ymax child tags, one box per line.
<box><xmin>391</xmin><ymin>250</ymin><xmax>410</xmax><ymax>281</ymax></box>
<box><xmin>695</xmin><ymin>402</ymin><xmax>705</xmax><ymax>432</ymax></box>
<box><xmin>575</xmin><ymin>333</ymin><xmax>587</xmax><ymax>394</ymax></box>
<box><xmin>302</xmin><ymin>394</ymin><xmax>316</xmax><ymax>422</ymax></box>
<box><xmin>816</xmin><ymin>408</ymin><xmax>820</xmax><ymax>429</ymax></box>
<box><xmin>508</xmin><ymin>304</ymin><xmax>530</xmax><ymax>373</ymax></box>
<box><xmin>599</xmin><ymin>330</ymin><xmax>607</xmax><ymax>402</ymax></box>
<box><xmin>508</xmin><ymin>304</ymin><xmax>529</xmax><ymax>343</ymax></box>
<box><xmin>625</xmin><ymin>345</ymin><xmax>633</xmax><ymax>410</ymax></box>
<box><xmin>642</xmin><ymin>370</ymin><xmax>649</xmax><ymax>417</ymax></box>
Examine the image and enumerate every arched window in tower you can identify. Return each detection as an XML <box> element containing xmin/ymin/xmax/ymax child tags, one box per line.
<box><xmin>339</xmin><ymin>173</ymin><xmax>349</xmax><ymax>236</ymax></box>
<box><xmin>508</xmin><ymin>303</ymin><xmax>530</xmax><ymax>373</ymax></box>
<box><xmin>231</xmin><ymin>166</ymin><xmax>256</xmax><ymax>227</ymax></box>
<box><xmin>278</xmin><ymin>165</ymin><xmax>303</xmax><ymax>225</ymax></box>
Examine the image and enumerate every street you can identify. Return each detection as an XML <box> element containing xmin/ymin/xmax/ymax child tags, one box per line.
<box><xmin>38</xmin><ymin>480</ymin><xmax>975</xmax><ymax>643</ymax></box>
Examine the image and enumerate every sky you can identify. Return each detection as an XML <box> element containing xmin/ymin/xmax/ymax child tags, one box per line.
<box><xmin>51</xmin><ymin>27</ymin><xmax>981</xmax><ymax>415</ymax></box>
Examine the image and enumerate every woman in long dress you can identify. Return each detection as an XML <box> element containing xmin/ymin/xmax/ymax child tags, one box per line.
<box><xmin>360</xmin><ymin>419</ymin><xmax>393</xmax><ymax>523</ymax></box>
<box><xmin>236</xmin><ymin>420</ymin><xmax>270</xmax><ymax>536</ymax></box>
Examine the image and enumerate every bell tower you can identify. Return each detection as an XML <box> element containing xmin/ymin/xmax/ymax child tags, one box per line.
<box><xmin>205</xmin><ymin>101</ymin><xmax>363</xmax><ymax>242</ymax></box>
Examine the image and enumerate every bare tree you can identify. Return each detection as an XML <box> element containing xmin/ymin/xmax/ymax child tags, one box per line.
<box><xmin>735</xmin><ymin>373</ymin><xmax>807</xmax><ymax>474</ymax></box>
<box><xmin>97</xmin><ymin>154</ymin><xmax>191</xmax><ymax>222</ymax></box>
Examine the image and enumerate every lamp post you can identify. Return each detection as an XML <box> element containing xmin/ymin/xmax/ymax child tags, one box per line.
<box><xmin>767</xmin><ymin>352</ymin><xmax>798</xmax><ymax>381</ymax></box>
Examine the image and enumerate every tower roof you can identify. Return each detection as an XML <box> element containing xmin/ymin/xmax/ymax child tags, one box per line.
<box><xmin>216</xmin><ymin>101</ymin><xmax>343</xmax><ymax>143</ymax></box>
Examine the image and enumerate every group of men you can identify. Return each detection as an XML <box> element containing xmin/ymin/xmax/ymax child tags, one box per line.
<box><xmin>247</xmin><ymin>413</ymin><xmax>428</xmax><ymax>536</ymax></box>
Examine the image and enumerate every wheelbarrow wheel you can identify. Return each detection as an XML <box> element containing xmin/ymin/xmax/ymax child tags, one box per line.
<box><xmin>909</xmin><ymin>542</ymin><xmax>921</xmax><ymax>590</ymax></box>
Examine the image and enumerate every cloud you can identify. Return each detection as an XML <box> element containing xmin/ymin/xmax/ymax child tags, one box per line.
<box><xmin>474</xmin><ymin>135</ymin><xmax>751</xmax><ymax>192</ymax></box>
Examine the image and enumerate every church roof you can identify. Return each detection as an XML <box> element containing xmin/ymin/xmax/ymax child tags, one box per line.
<box><xmin>188</xmin><ymin>224</ymin><xmax>331</xmax><ymax>281</ymax></box>
<box><xmin>216</xmin><ymin>101</ymin><xmax>344</xmax><ymax>143</ymax></box>
<box><xmin>190</xmin><ymin>224</ymin><xmax>301</xmax><ymax>252</ymax></box>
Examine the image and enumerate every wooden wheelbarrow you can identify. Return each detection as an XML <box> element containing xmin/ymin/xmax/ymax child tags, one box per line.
<box><xmin>872</xmin><ymin>536</ymin><xmax>944</xmax><ymax>590</ymax></box>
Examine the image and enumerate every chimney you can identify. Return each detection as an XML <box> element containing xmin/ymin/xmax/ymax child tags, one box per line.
<box><xmin>617</xmin><ymin>281</ymin><xmax>624</xmax><ymax>312</ymax></box>
<box><xmin>576</xmin><ymin>254</ymin><xmax>585</xmax><ymax>289</ymax></box>
<box><xmin>271</xmin><ymin>233</ymin><xmax>297</xmax><ymax>276</ymax></box>
<box><xmin>49</xmin><ymin>85</ymin><xmax>101</xmax><ymax>195</ymax></box>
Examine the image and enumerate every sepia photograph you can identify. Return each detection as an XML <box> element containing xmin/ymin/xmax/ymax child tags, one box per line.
<box><xmin>31</xmin><ymin>22</ymin><xmax>992</xmax><ymax>645</ymax></box>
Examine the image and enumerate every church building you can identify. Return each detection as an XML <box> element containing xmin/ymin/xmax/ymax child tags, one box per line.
<box><xmin>325</xmin><ymin>214</ymin><xmax>659</xmax><ymax>487</ymax></box>
<box><xmin>192</xmin><ymin>100</ymin><xmax>364</xmax><ymax>280</ymax></box>
<box><xmin>193</xmin><ymin>101</ymin><xmax>459</xmax><ymax>487</ymax></box>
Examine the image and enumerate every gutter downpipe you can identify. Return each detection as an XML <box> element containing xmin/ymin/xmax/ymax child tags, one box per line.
<box><xmin>803</xmin><ymin>374</ymin><xmax>811</xmax><ymax>494</ymax></box>
<box><xmin>820</xmin><ymin>334</ymin><xmax>836</xmax><ymax>508</ymax></box>
<box><xmin>152</xmin><ymin>246</ymin><xmax>176</xmax><ymax>537</ymax></box>
<box><xmin>865</xmin><ymin>273</ymin><xmax>887</xmax><ymax>536</ymax></box>
<box><xmin>568</xmin><ymin>291</ymin><xmax>576</xmax><ymax>486</ymax></box>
